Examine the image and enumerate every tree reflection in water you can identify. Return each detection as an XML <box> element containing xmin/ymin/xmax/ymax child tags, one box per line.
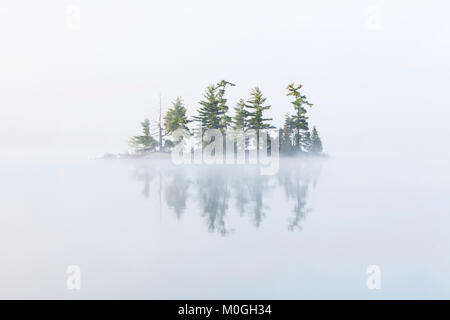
<box><xmin>133</xmin><ymin>158</ymin><xmax>323</xmax><ymax>235</ymax></box>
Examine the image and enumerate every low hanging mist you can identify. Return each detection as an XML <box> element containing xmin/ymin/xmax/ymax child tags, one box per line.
<box><xmin>131</xmin><ymin>157</ymin><xmax>323</xmax><ymax>236</ymax></box>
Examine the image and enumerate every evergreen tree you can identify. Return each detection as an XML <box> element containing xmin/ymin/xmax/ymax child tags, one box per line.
<box><xmin>193</xmin><ymin>81</ymin><xmax>234</xmax><ymax>157</ymax></box>
<box><xmin>302</xmin><ymin>130</ymin><xmax>312</xmax><ymax>152</ymax></box>
<box><xmin>192</xmin><ymin>85</ymin><xmax>220</xmax><ymax>132</ymax></box>
<box><xmin>231</xmin><ymin>99</ymin><xmax>248</xmax><ymax>130</ymax></box>
<box><xmin>193</xmin><ymin>80</ymin><xmax>234</xmax><ymax>133</ymax></box>
<box><xmin>231</xmin><ymin>99</ymin><xmax>249</xmax><ymax>155</ymax></box>
<box><xmin>191</xmin><ymin>85</ymin><xmax>219</xmax><ymax>152</ymax></box>
<box><xmin>129</xmin><ymin>118</ymin><xmax>158</xmax><ymax>152</ymax></box>
<box><xmin>310</xmin><ymin>126</ymin><xmax>323</xmax><ymax>154</ymax></box>
<box><xmin>216</xmin><ymin>80</ymin><xmax>235</xmax><ymax>130</ymax></box>
<box><xmin>164</xmin><ymin>96</ymin><xmax>190</xmax><ymax>137</ymax></box>
<box><xmin>280</xmin><ymin>114</ymin><xmax>293</xmax><ymax>153</ymax></box>
<box><xmin>286</xmin><ymin>83</ymin><xmax>313</xmax><ymax>152</ymax></box>
<box><xmin>246</xmin><ymin>87</ymin><xmax>274</xmax><ymax>156</ymax></box>
<box><xmin>164</xmin><ymin>96</ymin><xmax>190</xmax><ymax>132</ymax></box>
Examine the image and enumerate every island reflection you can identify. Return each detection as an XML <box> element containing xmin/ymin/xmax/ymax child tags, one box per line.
<box><xmin>132</xmin><ymin>157</ymin><xmax>323</xmax><ymax>236</ymax></box>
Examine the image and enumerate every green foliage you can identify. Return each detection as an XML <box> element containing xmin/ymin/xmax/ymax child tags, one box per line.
<box><xmin>216</xmin><ymin>80</ymin><xmax>235</xmax><ymax>130</ymax></box>
<box><xmin>246</xmin><ymin>87</ymin><xmax>274</xmax><ymax>132</ymax></box>
<box><xmin>286</xmin><ymin>83</ymin><xmax>313</xmax><ymax>151</ymax></box>
<box><xmin>302</xmin><ymin>130</ymin><xmax>312</xmax><ymax>152</ymax></box>
<box><xmin>232</xmin><ymin>99</ymin><xmax>248</xmax><ymax>130</ymax></box>
<box><xmin>310</xmin><ymin>126</ymin><xmax>323</xmax><ymax>154</ymax></box>
<box><xmin>193</xmin><ymin>85</ymin><xmax>219</xmax><ymax>131</ymax></box>
<box><xmin>244</xmin><ymin>87</ymin><xmax>274</xmax><ymax>157</ymax></box>
<box><xmin>193</xmin><ymin>80</ymin><xmax>234</xmax><ymax>134</ymax></box>
<box><xmin>280</xmin><ymin>114</ymin><xmax>294</xmax><ymax>153</ymax></box>
<box><xmin>129</xmin><ymin>118</ymin><xmax>158</xmax><ymax>152</ymax></box>
<box><xmin>127</xmin><ymin>81</ymin><xmax>324</xmax><ymax>157</ymax></box>
<box><xmin>164</xmin><ymin>97</ymin><xmax>190</xmax><ymax>134</ymax></box>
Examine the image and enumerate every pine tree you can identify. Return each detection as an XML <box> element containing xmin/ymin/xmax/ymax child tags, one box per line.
<box><xmin>230</xmin><ymin>99</ymin><xmax>249</xmax><ymax>155</ymax></box>
<box><xmin>193</xmin><ymin>81</ymin><xmax>234</xmax><ymax>157</ymax></box>
<box><xmin>193</xmin><ymin>80</ymin><xmax>234</xmax><ymax>133</ymax></box>
<box><xmin>192</xmin><ymin>85</ymin><xmax>220</xmax><ymax>132</ymax></box>
<box><xmin>232</xmin><ymin>99</ymin><xmax>248</xmax><ymax>130</ymax></box>
<box><xmin>310</xmin><ymin>126</ymin><xmax>323</xmax><ymax>154</ymax></box>
<box><xmin>286</xmin><ymin>83</ymin><xmax>313</xmax><ymax>152</ymax></box>
<box><xmin>302</xmin><ymin>130</ymin><xmax>312</xmax><ymax>152</ymax></box>
<box><xmin>129</xmin><ymin>118</ymin><xmax>158</xmax><ymax>152</ymax></box>
<box><xmin>164</xmin><ymin>96</ymin><xmax>190</xmax><ymax>134</ymax></box>
<box><xmin>216</xmin><ymin>80</ymin><xmax>235</xmax><ymax>131</ymax></box>
<box><xmin>246</xmin><ymin>87</ymin><xmax>274</xmax><ymax>156</ymax></box>
<box><xmin>280</xmin><ymin>114</ymin><xmax>293</xmax><ymax>153</ymax></box>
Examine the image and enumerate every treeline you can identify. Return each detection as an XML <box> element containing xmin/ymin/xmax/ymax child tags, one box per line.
<box><xmin>129</xmin><ymin>80</ymin><xmax>323</xmax><ymax>155</ymax></box>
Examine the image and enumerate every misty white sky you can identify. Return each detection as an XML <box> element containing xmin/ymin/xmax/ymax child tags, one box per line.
<box><xmin>1</xmin><ymin>0</ymin><xmax>450</xmax><ymax>160</ymax></box>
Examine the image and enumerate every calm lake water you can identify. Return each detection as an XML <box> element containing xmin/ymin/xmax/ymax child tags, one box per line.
<box><xmin>0</xmin><ymin>155</ymin><xmax>449</xmax><ymax>299</ymax></box>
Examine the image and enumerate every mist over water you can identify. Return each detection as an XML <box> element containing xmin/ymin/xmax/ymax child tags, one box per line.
<box><xmin>2</xmin><ymin>0</ymin><xmax>450</xmax><ymax>302</ymax></box>
<box><xmin>1</xmin><ymin>155</ymin><xmax>449</xmax><ymax>299</ymax></box>
<box><xmin>132</xmin><ymin>157</ymin><xmax>322</xmax><ymax>235</ymax></box>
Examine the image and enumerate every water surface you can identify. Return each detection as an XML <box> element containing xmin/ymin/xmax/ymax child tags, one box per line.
<box><xmin>0</xmin><ymin>156</ymin><xmax>449</xmax><ymax>299</ymax></box>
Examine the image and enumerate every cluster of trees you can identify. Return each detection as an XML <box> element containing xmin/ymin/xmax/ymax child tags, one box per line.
<box><xmin>129</xmin><ymin>80</ymin><xmax>323</xmax><ymax>155</ymax></box>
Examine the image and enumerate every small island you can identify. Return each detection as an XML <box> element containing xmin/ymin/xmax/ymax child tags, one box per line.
<box><xmin>104</xmin><ymin>81</ymin><xmax>324</xmax><ymax>160</ymax></box>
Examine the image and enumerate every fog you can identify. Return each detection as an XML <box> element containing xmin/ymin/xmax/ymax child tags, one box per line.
<box><xmin>0</xmin><ymin>157</ymin><xmax>449</xmax><ymax>299</ymax></box>
<box><xmin>1</xmin><ymin>0</ymin><xmax>450</xmax><ymax>299</ymax></box>
<box><xmin>1</xmin><ymin>0</ymin><xmax>450</xmax><ymax>160</ymax></box>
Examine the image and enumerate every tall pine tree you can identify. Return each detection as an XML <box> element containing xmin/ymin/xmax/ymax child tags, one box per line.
<box><xmin>246</xmin><ymin>87</ymin><xmax>274</xmax><ymax>157</ymax></box>
<box><xmin>280</xmin><ymin>114</ymin><xmax>293</xmax><ymax>153</ymax></box>
<box><xmin>193</xmin><ymin>80</ymin><xmax>234</xmax><ymax>157</ymax></box>
<box><xmin>216</xmin><ymin>80</ymin><xmax>235</xmax><ymax>131</ymax></box>
<box><xmin>232</xmin><ymin>98</ymin><xmax>249</xmax><ymax>155</ymax></box>
<box><xmin>232</xmin><ymin>99</ymin><xmax>248</xmax><ymax>130</ymax></box>
<box><xmin>193</xmin><ymin>80</ymin><xmax>234</xmax><ymax>133</ymax></box>
<box><xmin>193</xmin><ymin>85</ymin><xmax>220</xmax><ymax>132</ymax></box>
<box><xmin>286</xmin><ymin>83</ymin><xmax>313</xmax><ymax>152</ymax></box>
